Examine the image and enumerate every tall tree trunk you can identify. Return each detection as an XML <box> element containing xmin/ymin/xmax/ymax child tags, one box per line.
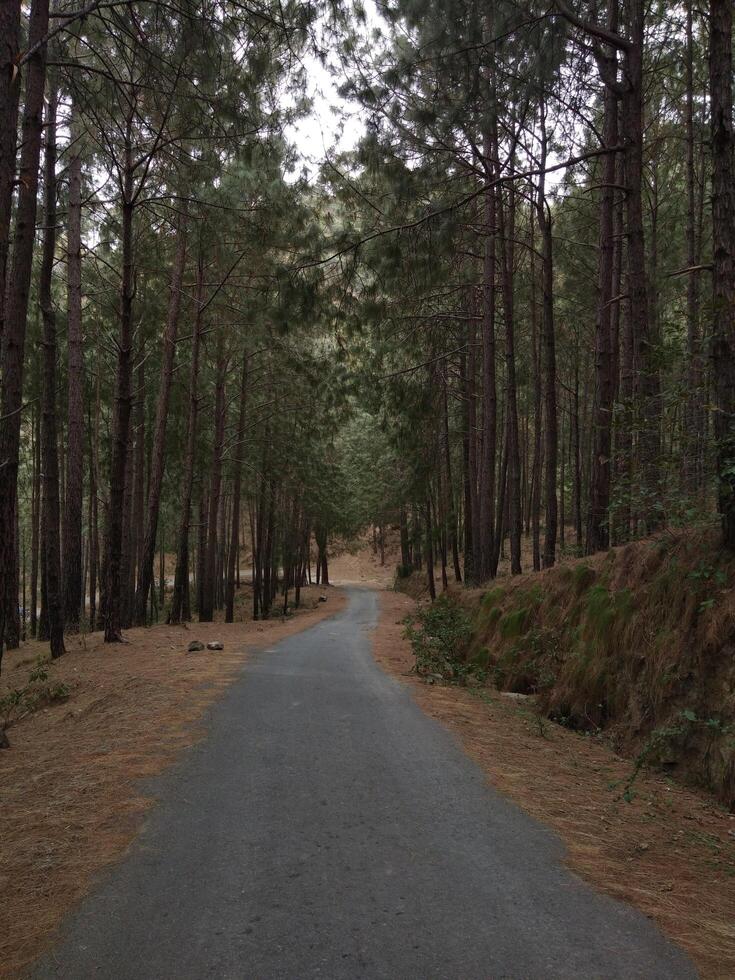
<box><xmin>199</xmin><ymin>335</ymin><xmax>227</xmax><ymax>622</ymax></box>
<box><xmin>425</xmin><ymin>497</ymin><xmax>436</xmax><ymax>601</ymax></box>
<box><xmin>89</xmin><ymin>331</ymin><xmax>102</xmax><ymax>628</ymax></box>
<box><xmin>170</xmin><ymin>255</ymin><xmax>204</xmax><ymax>625</ymax></box>
<box><xmin>39</xmin><ymin>74</ymin><xmax>64</xmax><ymax>659</ymax></box>
<box><xmin>623</xmin><ymin>0</ymin><xmax>660</xmax><ymax>532</ymax></box>
<box><xmin>529</xmin><ymin>216</ymin><xmax>542</xmax><ymax>572</ymax></box>
<box><xmin>683</xmin><ymin>0</ymin><xmax>703</xmax><ymax>494</ymax></box>
<box><xmin>572</xmin><ymin>363</ymin><xmax>583</xmax><ymax>548</ymax></box>
<box><xmin>587</xmin><ymin>62</ymin><xmax>619</xmax><ymax>554</ymax></box>
<box><xmin>478</xmin><ymin>147</ymin><xmax>497</xmax><ymax>581</ymax></box>
<box><xmin>0</xmin><ymin>0</ymin><xmax>50</xmax><ymax>666</ymax></box>
<box><xmin>498</xmin><ymin>183</ymin><xmax>522</xmax><ymax>574</ymax></box>
<box><xmin>0</xmin><ymin>0</ymin><xmax>21</xmax><ymax>343</ymax></box>
<box><xmin>710</xmin><ymin>0</ymin><xmax>735</xmax><ymax>547</ymax></box>
<box><xmin>63</xmin><ymin>97</ymin><xmax>84</xmax><ymax>629</ymax></box>
<box><xmin>134</xmin><ymin>206</ymin><xmax>188</xmax><ymax>624</ymax></box>
<box><xmin>460</xmin><ymin>341</ymin><xmax>475</xmax><ymax>583</ymax></box>
<box><xmin>226</xmin><ymin>351</ymin><xmax>248</xmax><ymax>623</ymax></box>
<box><xmin>31</xmin><ymin>405</ymin><xmax>40</xmax><ymax>637</ymax></box>
<box><xmin>131</xmin><ymin>352</ymin><xmax>145</xmax><ymax>599</ymax></box>
<box><xmin>467</xmin><ymin>318</ymin><xmax>480</xmax><ymax>573</ymax></box>
<box><xmin>102</xmin><ymin>123</ymin><xmax>135</xmax><ymax>642</ymax></box>
<box><xmin>537</xmin><ymin>109</ymin><xmax>558</xmax><ymax>569</ymax></box>
<box><xmin>442</xmin><ymin>361</ymin><xmax>462</xmax><ymax>581</ymax></box>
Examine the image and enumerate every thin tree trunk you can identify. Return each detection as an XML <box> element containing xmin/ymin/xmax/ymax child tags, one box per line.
<box><xmin>31</xmin><ymin>405</ymin><xmax>40</xmax><ymax>637</ymax></box>
<box><xmin>623</xmin><ymin>0</ymin><xmax>660</xmax><ymax>532</ymax></box>
<box><xmin>498</xmin><ymin>182</ymin><xmax>522</xmax><ymax>574</ymax></box>
<box><xmin>425</xmin><ymin>497</ymin><xmax>436</xmax><ymax>601</ymax></box>
<box><xmin>442</xmin><ymin>361</ymin><xmax>462</xmax><ymax>581</ymax></box>
<box><xmin>131</xmin><ymin>353</ymin><xmax>145</xmax><ymax>599</ymax></box>
<box><xmin>530</xmin><ymin>214</ymin><xmax>542</xmax><ymax>572</ymax></box>
<box><xmin>102</xmin><ymin>120</ymin><xmax>135</xmax><ymax>643</ymax></box>
<box><xmin>200</xmin><ymin>335</ymin><xmax>227</xmax><ymax>622</ymax></box>
<box><xmin>225</xmin><ymin>355</ymin><xmax>248</xmax><ymax>622</ymax></box>
<box><xmin>478</xmin><ymin>146</ymin><xmax>497</xmax><ymax>580</ymax></box>
<box><xmin>63</xmin><ymin>97</ymin><xmax>84</xmax><ymax>628</ymax></box>
<box><xmin>537</xmin><ymin>107</ymin><xmax>558</xmax><ymax>569</ymax></box>
<box><xmin>683</xmin><ymin>0</ymin><xmax>703</xmax><ymax>494</ymax></box>
<box><xmin>0</xmin><ymin>0</ymin><xmax>21</xmax><ymax>344</ymax></box>
<box><xmin>0</xmin><ymin>0</ymin><xmax>50</xmax><ymax>665</ymax></box>
<box><xmin>170</xmin><ymin>255</ymin><xmax>204</xmax><ymax>625</ymax></box>
<box><xmin>134</xmin><ymin>206</ymin><xmax>188</xmax><ymax>623</ymax></box>
<box><xmin>710</xmin><ymin>0</ymin><xmax>735</xmax><ymax>547</ymax></box>
<box><xmin>587</xmin><ymin>63</ymin><xmax>619</xmax><ymax>553</ymax></box>
<box><xmin>39</xmin><ymin>74</ymin><xmax>64</xmax><ymax>659</ymax></box>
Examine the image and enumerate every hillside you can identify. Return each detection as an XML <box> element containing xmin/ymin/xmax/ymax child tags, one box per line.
<box><xmin>401</xmin><ymin>528</ymin><xmax>735</xmax><ymax>808</ymax></box>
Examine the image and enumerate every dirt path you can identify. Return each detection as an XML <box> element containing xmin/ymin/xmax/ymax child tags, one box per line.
<box><xmin>373</xmin><ymin>589</ymin><xmax>735</xmax><ymax>979</ymax></box>
<box><xmin>0</xmin><ymin>586</ymin><xmax>346</xmax><ymax>980</ymax></box>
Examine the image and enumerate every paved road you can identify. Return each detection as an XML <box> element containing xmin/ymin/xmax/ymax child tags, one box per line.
<box><xmin>34</xmin><ymin>588</ymin><xmax>695</xmax><ymax>980</ymax></box>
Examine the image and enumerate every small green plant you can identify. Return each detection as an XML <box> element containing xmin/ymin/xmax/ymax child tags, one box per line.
<box><xmin>499</xmin><ymin>607</ymin><xmax>529</xmax><ymax>639</ymax></box>
<box><xmin>481</xmin><ymin>587</ymin><xmax>504</xmax><ymax>609</ymax></box>
<box><xmin>404</xmin><ymin>594</ymin><xmax>480</xmax><ymax>684</ymax></box>
<box><xmin>0</xmin><ymin>657</ymin><xmax>71</xmax><ymax>740</ymax></box>
<box><xmin>618</xmin><ymin>708</ymin><xmax>728</xmax><ymax>802</ymax></box>
<box><xmin>572</xmin><ymin>564</ymin><xmax>596</xmax><ymax>595</ymax></box>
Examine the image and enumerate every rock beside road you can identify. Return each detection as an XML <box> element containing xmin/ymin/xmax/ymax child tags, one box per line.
<box><xmin>187</xmin><ymin>641</ymin><xmax>205</xmax><ymax>653</ymax></box>
<box><xmin>207</xmin><ymin>641</ymin><xmax>224</xmax><ymax>651</ymax></box>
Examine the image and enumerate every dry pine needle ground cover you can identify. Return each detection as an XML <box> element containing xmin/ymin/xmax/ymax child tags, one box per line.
<box><xmin>374</xmin><ymin>590</ymin><xmax>735</xmax><ymax>980</ymax></box>
<box><xmin>0</xmin><ymin>586</ymin><xmax>346</xmax><ymax>980</ymax></box>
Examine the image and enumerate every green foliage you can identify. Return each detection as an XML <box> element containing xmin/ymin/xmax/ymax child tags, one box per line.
<box><xmin>481</xmin><ymin>587</ymin><xmax>504</xmax><ymax>609</ymax></box>
<box><xmin>499</xmin><ymin>607</ymin><xmax>529</xmax><ymax>639</ymax></box>
<box><xmin>403</xmin><ymin>594</ymin><xmax>479</xmax><ymax>683</ymax></box>
<box><xmin>572</xmin><ymin>564</ymin><xmax>596</xmax><ymax>595</ymax></box>
<box><xmin>0</xmin><ymin>658</ymin><xmax>70</xmax><ymax>734</ymax></box>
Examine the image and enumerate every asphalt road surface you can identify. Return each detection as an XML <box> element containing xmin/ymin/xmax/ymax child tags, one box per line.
<box><xmin>34</xmin><ymin>588</ymin><xmax>696</xmax><ymax>980</ymax></box>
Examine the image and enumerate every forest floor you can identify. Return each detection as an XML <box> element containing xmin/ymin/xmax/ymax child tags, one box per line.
<box><xmin>373</xmin><ymin>590</ymin><xmax>735</xmax><ymax>980</ymax></box>
<box><xmin>0</xmin><ymin>584</ymin><xmax>346</xmax><ymax>980</ymax></box>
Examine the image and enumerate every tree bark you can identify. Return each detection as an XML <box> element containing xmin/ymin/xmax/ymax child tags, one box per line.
<box><xmin>102</xmin><ymin>122</ymin><xmax>135</xmax><ymax>642</ymax></box>
<box><xmin>478</xmin><ymin>143</ymin><xmax>497</xmax><ymax>581</ymax></box>
<box><xmin>225</xmin><ymin>351</ymin><xmax>248</xmax><ymax>623</ymax></box>
<box><xmin>0</xmin><ymin>0</ymin><xmax>50</xmax><ymax>666</ymax></box>
<box><xmin>623</xmin><ymin>0</ymin><xmax>660</xmax><ymax>532</ymax></box>
<box><xmin>587</xmin><ymin>55</ymin><xmax>619</xmax><ymax>554</ymax></box>
<box><xmin>38</xmin><ymin>73</ymin><xmax>64</xmax><ymax>659</ymax></box>
<box><xmin>170</xmin><ymin>254</ymin><xmax>204</xmax><ymax>624</ymax></box>
<box><xmin>63</xmin><ymin>97</ymin><xmax>84</xmax><ymax>629</ymax></box>
<box><xmin>709</xmin><ymin>0</ymin><xmax>735</xmax><ymax>547</ymax></box>
<box><xmin>537</xmin><ymin>105</ymin><xmax>558</xmax><ymax>569</ymax></box>
<box><xmin>683</xmin><ymin>0</ymin><xmax>703</xmax><ymax>494</ymax></box>
<box><xmin>134</xmin><ymin>206</ymin><xmax>188</xmax><ymax>624</ymax></box>
<box><xmin>199</xmin><ymin>334</ymin><xmax>227</xmax><ymax>622</ymax></box>
<box><xmin>0</xmin><ymin>0</ymin><xmax>21</xmax><ymax>344</ymax></box>
<box><xmin>498</xmin><ymin>182</ymin><xmax>522</xmax><ymax>574</ymax></box>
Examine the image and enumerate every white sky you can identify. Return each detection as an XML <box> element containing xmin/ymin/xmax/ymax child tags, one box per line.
<box><xmin>286</xmin><ymin>53</ymin><xmax>366</xmax><ymax>177</ymax></box>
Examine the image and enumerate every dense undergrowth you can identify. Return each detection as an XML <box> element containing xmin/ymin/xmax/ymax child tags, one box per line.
<box><xmin>401</xmin><ymin>530</ymin><xmax>735</xmax><ymax>808</ymax></box>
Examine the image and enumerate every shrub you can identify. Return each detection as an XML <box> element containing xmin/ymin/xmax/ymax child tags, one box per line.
<box><xmin>404</xmin><ymin>594</ymin><xmax>479</xmax><ymax>683</ymax></box>
<box><xmin>0</xmin><ymin>658</ymin><xmax>71</xmax><ymax>740</ymax></box>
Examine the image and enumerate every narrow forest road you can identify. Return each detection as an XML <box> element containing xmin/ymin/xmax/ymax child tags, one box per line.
<box><xmin>34</xmin><ymin>589</ymin><xmax>695</xmax><ymax>980</ymax></box>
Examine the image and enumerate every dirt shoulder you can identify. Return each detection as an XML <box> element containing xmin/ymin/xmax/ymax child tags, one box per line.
<box><xmin>0</xmin><ymin>586</ymin><xmax>346</xmax><ymax>980</ymax></box>
<box><xmin>373</xmin><ymin>590</ymin><xmax>735</xmax><ymax>980</ymax></box>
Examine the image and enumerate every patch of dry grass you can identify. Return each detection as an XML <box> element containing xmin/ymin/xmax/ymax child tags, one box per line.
<box><xmin>0</xmin><ymin>586</ymin><xmax>345</xmax><ymax>980</ymax></box>
<box><xmin>374</xmin><ymin>589</ymin><xmax>735</xmax><ymax>980</ymax></box>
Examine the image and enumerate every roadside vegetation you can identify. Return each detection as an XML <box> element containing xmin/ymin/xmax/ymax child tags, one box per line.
<box><xmin>402</xmin><ymin>528</ymin><xmax>735</xmax><ymax>808</ymax></box>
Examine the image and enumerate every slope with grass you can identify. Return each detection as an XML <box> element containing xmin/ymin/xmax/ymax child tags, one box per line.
<box><xmin>404</xmin><ymin>530</ymin><xmax>735</xmax><ymax>808</ymax></box>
